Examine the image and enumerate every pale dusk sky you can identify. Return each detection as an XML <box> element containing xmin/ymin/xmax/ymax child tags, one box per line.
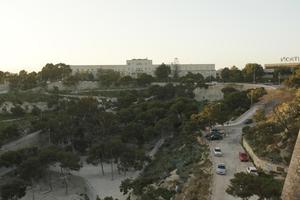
<box><xmin>0</xmin><ymin>0</ymin><xmax>299</xmax><ymax>72</ymax></box>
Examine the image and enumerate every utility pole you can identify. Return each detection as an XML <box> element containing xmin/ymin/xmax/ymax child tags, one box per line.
<box><xmin>253</xmin><ymin>67</ymin><xmax>256</xmax><ymax>84</ymax></box>
<box><xmin>250</xmin><ymin>90</ymin><xmax>253</xmax><ymax>106</ymax></box>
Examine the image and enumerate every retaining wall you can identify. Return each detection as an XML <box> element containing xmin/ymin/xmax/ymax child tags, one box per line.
<box><xmin>242</xmin><ymin>137</ymin><xmax>288</xmax><ymax>174</ymax></box>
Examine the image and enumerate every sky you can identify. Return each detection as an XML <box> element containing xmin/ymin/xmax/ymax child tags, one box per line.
<box><xmin>0</xmin><ymin>0</ymin><xmax>299</xmax><ymax>72</ymax></box>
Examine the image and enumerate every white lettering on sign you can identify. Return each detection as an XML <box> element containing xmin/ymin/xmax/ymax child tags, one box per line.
<box><xmin>281</xmin><ymin>56</ymin><xmax>300</xmax><ymax>63</ymax></box>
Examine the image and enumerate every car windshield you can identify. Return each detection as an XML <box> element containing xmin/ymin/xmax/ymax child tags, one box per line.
<box><xmin>218</xmin><ymin>165</ymin><xmax>225</xmax><ymax>169</ymax></box>
<box><xmin>251</xmin><ymin>169</ymin><xmax>257</xmax><ymax>173</ymax></box>
<box><xmin>215</xmin><ymin>149</ymin><xmax>221</xmax><ymax>152</ymax></box>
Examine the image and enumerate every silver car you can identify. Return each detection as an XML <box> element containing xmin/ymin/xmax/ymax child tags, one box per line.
<box><xmin>216</xmin><ymin>163</ymin><xmax>226</xmax><ymax>175</ymax></box>
<box><xmin>213</xmin><ymin>147</ymin><xmax>223</xmax><ymax>157</ymax></box>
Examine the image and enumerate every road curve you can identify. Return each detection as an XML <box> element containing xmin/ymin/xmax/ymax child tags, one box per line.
<box><xmin>210</xmin><ymin>105</ymin><xmax>259</xmax><ymax>200</ymax></box>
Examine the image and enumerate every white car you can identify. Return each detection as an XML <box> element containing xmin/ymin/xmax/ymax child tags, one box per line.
<box><xmin>216</xmin><ymin>163</ymin><xmax>226</xmax><ymax>175</ymax></box>
<box><xmin>246</xmin><ymin>166</ymin><xmax>258</xmax><ymax>175</ymax></box>
<box><xmin>213</xmin><ymin>147</ymin><xmax>223</xmax><ymax>157</ymax></box>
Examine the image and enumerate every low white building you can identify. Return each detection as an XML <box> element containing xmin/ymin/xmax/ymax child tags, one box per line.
<box><xmin>70</xmin><ymin>59</ymin><xmax>216</xmax><ymax>78</ymax></box>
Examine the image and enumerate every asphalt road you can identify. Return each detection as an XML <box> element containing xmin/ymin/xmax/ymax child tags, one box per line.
<box><xmin>210</xmin><ymin>106</ymin><xmax>260</xmax><ymax>200</ymax></box>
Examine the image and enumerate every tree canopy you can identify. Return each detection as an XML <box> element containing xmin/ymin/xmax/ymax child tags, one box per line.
<box><xmin>154</xmin><ymin>64</ymin><xmax>171</xmax><ymax>81</ymax></box>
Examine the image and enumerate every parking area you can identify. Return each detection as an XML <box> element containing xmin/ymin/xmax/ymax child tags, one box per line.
<box><xmin>209</xmin><ymin>125</ymin><xmax>255</xmax><ymax>200</ymax></box>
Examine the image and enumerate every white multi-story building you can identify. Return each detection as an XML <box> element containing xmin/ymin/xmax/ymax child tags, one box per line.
<box><xmin>70</xmin><ymin>59</ymin><xmax>216</xmax><ymax>78</ymax></box>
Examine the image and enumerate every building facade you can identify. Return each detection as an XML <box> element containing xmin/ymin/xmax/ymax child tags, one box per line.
<box><xmin>70</xmin><ymin>59</ymin><xmax>216</xmax><ymax>78</ymax></box>
<box><xmin>264</xmin><ymin>63</ymin><xmax>300</xmax><ymax>71</ymax></box>
<box><xmin>263</xmin><ymin>63</ymin><xmax>300</xmax><ymax>81</ymax></box>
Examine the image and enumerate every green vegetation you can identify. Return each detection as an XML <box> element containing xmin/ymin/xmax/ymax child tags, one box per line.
<box><xmin>0</xmin><ymin>117</ymin><xmax>39</xmax><ymax>146</ymax></box>
<box><xmin>120</xmin><ymin>130</ymin><xmax>209</xmax><ymax>200</ymax></box>
<box><xmin>0</xmin><ymin>91</ymin><xmax>52</xmax><ymax>104</ymax></box>
<box><xmin>0</xmin><ymin>146</ymin><xmax>81</xmax><ymax>199</ymax></box>
<box><xmin>1</xmin><ymin>65</ymin><xmax>270</xmax><ymax>199</ymax></box>
<box><xmin>154</xmin><ymin>64</ymin><xmax>171</xmax><ymax>81</ymax></box>
<box><xmin>0</xmin><ymin>82</ymin><xmax>208</xmax><ymax>199</ymax></box>
<box><xmin>220</xmin><ymin>63</ymin><xmax>264</xmax><ymax>83</ymax></box>
<box><xmin>226</xmin><ymin>172</ymin><xmax>283</xmax><ymax>200</ymax></box>
<box><xmin>4</xmin><ymin>63</ymin><xmax>71</xmax><ymax>91</ymax></box>
<box><xmin>243</xmin><ymin>88</ymin><xmax>300</xmax><ymax>164</ymax></box>
<box><xmin>192</xmin><ymin>87</ymin><xmax>266</xmax><ymax>128</ymax></box>
<box><xmin>0</xmin><ymin>178</ymin><xmax>27</xmax><ymax>200</ymax></box>
<box><xmin>284</xmin><ymin>68</ymin><xmax>300</xmax><ymax>88</ymax></box>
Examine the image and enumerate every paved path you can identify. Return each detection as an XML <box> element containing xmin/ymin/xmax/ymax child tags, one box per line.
<box><xmin>210</xmin><ymin>106</ymin><xmax>260</xmax><ymax>200</ymax></box>
<box><xmin>1</xmin><ymin>130</ymin><xmax>41</xmax><ymax>152</ymax></box>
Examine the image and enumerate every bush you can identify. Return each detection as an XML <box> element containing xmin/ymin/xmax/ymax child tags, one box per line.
<box><xmin>11</xmin><ymin>105</ymin><xmax>25</xmax><ymax>117</ymax></box>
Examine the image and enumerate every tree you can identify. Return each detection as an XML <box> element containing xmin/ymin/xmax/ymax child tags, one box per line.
<box><xmin>284</xmin><ymin>68</ymin><xmax>300</xmax><ymax>88</ymax></box>
<box><xmin>18</xmin><ymin>156</ymin><xmax>46</xmax><ymax>200</ymax></box>
<box><xmin>226</xmin><ymin>172</ymin><xmax>283</xmax><ymax>200</ymax></box>
<box><xmin>154</xmin><ymin>64</ymin><xmax>171</xmax><ymax>81</ymax></box>
<box><xmin>122</xmin><ymin>122</ymin><xmax>145</xmax><ymax>144</ymax></box>
<box><xmin>136</xmin><ymin>73</ymin><xmax>154</xmax><ymax>86</ymax></box>
<box><xmin>247</xmin><ymin>87</ymin><xmax>267</xmax><ymax>103</ymax></box>
<box><xmin>38</xmin><ymin>146</ymin><xmax>61</xmax><ymax>191</ymax></box>
<box><xmin>120</xmin><ymin>178</ymin><xmax>133</xmax><ymax>195</ymax></box>
<box><xmin>87</xmin><ymin>143</ymin><xmax>107</xmax><ymax>176</ymax></box>
<box><xmin>191</xmin><ymin>102</ymin><xmax>227</xmax><ymax>128</ymax></box>
<box><xmin>10</xmin><ymin>105</ymin><xmax>25</xmax><ymax>117</ymax></box>
<box><xmin>220</xmin><ymin>66</ymin><xmax>243</xmax><ymax>82</ymax></box>
<box><xmin>57</xmin><ymin>151</ymin><xmax>81</xmax><ymax>194</ymax></box>
<box><xmin>40</xmin><ymin>63</ymin><xmax>71</xmax><ymax>82</ymax></box>
<box><xmin>118</xmin><ymin>76</ymin><xmax>135</xmax><ymax>86</ymax></box>
<box><xmin>179</xmin><ymin>72</ymin><xmax>205</xmax><ymax>88</ymax></box>
<box><xmin>106</xmin><ymin>136</ymin><xmax>123</xmax><ymax>180</ymax></box>
<box><xmin>0</xmin><ymin>178</ymin><xmax>27</xmax><ymax>200</ymax></box>
<box><xmin>253</xmin><ymin>109</ymin><xmax>266</xmax><ymax>123</ymax></box>
<box><xmin>31</xmin><ymin>106</ymin><xmax>41</xmax><ymax>116</ymax></box>
<box><xmin>242</xmin><ymin>63</ymin><xmax>264</xmax><ymax>83</ymax></box>
<box><xmin>0</xmin><ymin>150</ymin><xmax>23</xmax><ymax>167</ymax></box>
<box><xmin>117</xmin><ymin>91</ymin><xmax>138</xmax><ymax>108</ymax></box>
<box><xmin>97</xmin><ymin>69</ymin><xmax>121</xmax><ymax>87</ymax></box>
<box><xmin>0</xmin><ymin>125</ymin><xmax>20</xmax><ymax>143</ymax></box>
<box><xmin>62</xmin><ymin>75</ymin><xmax>80</xmax><ymax>87</ymax></box>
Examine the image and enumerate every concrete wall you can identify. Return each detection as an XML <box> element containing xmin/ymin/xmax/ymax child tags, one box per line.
<box><xmin>242</xmin><ymin>138</ymin><xmax>288</xmax><ymax>174</ymax></box>
<box><xmin>193</xmin><ymin>83</ymin><xmax>276</xmax><ymax>101</ymax></box>
<box><xmin>281</xmin><ymin>130</ymin><xmax>300</xmax><ymax>200</ymax></box>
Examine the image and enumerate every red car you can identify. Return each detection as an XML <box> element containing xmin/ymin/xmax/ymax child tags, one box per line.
<box><xmin>239</xmin><ymin>152</ymin><xmax>249</xmax><ymax>162</ymax></box>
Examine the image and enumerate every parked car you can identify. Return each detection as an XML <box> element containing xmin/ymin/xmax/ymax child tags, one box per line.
<box><xmin>206</xmin><ymin>133</ymin><xmax>223</xmax><ymax>141</ymax></box>
<box><xmin>214</xmin><ymin>147</ymin><xmax>223</xmax><ymax>157</ymax></box>
<box><xmin>246</xmin><ymin>166</ymin><xmax>258</xmax><ymax>175</ymax></box>
<box><xmin>239</xmin><ymin>152</ymin><xmax>249</xmax><ymax>162</ymax></box>
<box><xmin>216</xmin><ymin>163</ymin><xmax>226</xmax><ymax>175</ymax></box>
<box><xmin>206</xmin><ymin>134</ymin><xmax>223</xmax><ymax>140</ymax></box>
<box><xmin>244</xmin><ymin>119</ymin><xmax>253</xmax><ymax>124</ymax></box>
<box><xmin>211</xmin><ymin>127</ymin><xmax>219</xmax><ymax>132</ymax></box>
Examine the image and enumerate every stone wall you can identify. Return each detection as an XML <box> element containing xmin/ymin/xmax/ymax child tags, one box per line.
<box><xmin>193</xmin><ymin>83</ymin><xmax>276</xmax><ymax>101</ymax></box>
<box><xmin>281</xmin><ymin>130</ymin><xmax>300</xmax><ymax>200</ymax></box>
<box><xmin>242</xmin><ymin>137</ymin><xmax>288</xmax><ymax>174</ymax></box>
<box><xmin>47</xmin><ymin>81</ymin><xmax>99</xmax><ymax>91</ymax></box>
